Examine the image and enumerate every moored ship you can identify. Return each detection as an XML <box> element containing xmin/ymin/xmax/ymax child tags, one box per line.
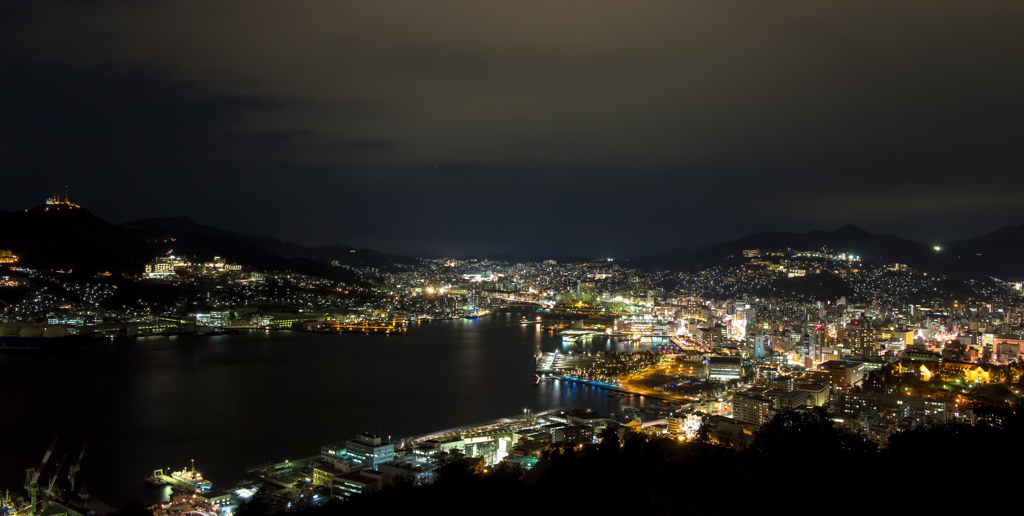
<box><xmin>171</xmin><ymin>464</ymin><xmax>212</xmax><ymax>492</ymax></box>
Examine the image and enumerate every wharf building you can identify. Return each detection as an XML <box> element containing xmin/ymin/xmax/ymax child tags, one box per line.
<box><xmin>345</xmin><ymin>433</ymin><xmax>395</xmax><ymax>469</ymax></box>
<box><xmin>413</xmin><ymin>437</ymin><xmax>466</xmax><ymax>458</ymax></box>
<box><xmin>319</xmin><ymin>433</ymin><xmax>394</xmax><ymax>471</ymax></box>
<box><xmin>378</xmin><ymin>459</ymin><xmax>438</xmax><ymax>486</ymax></box>
<box><xmin>315</xmin><ymin>434</ymin><xmax>396</xmax><ymax>499</ymax></box>
<box><xmin>196</xmin><ymin>311</ymin><xmax>232</xmax><ymax>328</ymax></box>
<box><xmin>424</xmin><ymin>426</ymin><xmax>533</xmax><ymax>465</ymax></box>
<box><xmin>313</xmin><ymin>468</ymin><xmax>389</xmax><ymax>500</ymax></box>
<box><xmin>317</xmin><ymin>427</ymin><xmax>526</xmax><ymax>498</ymax></box>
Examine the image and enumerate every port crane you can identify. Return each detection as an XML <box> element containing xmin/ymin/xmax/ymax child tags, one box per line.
<box><xmin>23</xmin><ymin>436</ymin><xmax>58</xmax><ymax>516</ymax></box>
<box><xmin>67</xmin><ymin>443</ymin><xmax>87</xmax><ymax>495</ymax></box>
<box><xmin>45</xmin><ymin>454</ymin><xmax>67</xmax><ymax>499</ymax></box>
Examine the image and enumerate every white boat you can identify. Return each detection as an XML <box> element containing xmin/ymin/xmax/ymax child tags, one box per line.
<box><xmin>172</xmin><ymin>463</ymin><xmax>213</xmax><ymax>492</ymax></box>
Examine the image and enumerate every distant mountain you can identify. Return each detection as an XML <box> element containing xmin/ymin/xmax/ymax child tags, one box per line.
<box><xmin>0</xmin><ymin>203</ymin><xmax>154</xmax><ymax>274</ymax></box>
<box><xmin>651</xmin><ymin>241</ymin><xmax>719</xmax><ymax>258</ymax></box>
<box><xmin>123</xmin><ymin>216</ymin><xmax>235</xmax><ymax>237</ymax></box>
<box><xmin>941</xmin><ymin>224</ymin><xmax>1024</xmax><ymax>280</ymax></box>
<box><xmin>5</xmin><ymin>206</ymin><xmax>1023</xmax><ymax>281</ymax></box>
<box><xmin>638</xmin><ymin>224</ymin><xmax>950</xmax><ymax>274</ymax></box>
<box><xmin>0</xmin><ymin>205</ymin><xmax>415</xmax><ymax>278</ymax></box>
<box><xmin>123</xmin><ymin>216</ymin><xmax>317</xmax><ymax>274</ymax></box>
<box><xmin>476</xmin><ymin>253</ymin><xmax>606</xmax><ymax>264</ymax></box>
<box><xmin>129</xmin><ymin>217</ymin><xmax>417</xmax><ymax>267</ymax></box>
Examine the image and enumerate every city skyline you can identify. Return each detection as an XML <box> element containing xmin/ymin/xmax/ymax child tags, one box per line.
<box><xmin>2</xmin><ymin>1</ymin><xmax>1022</xmax><ymax>257</ymax></box>
<box><xmin>4</xmin><ymin>5</ymin><xmax>1024</xmax><ymax>511</ymax></box>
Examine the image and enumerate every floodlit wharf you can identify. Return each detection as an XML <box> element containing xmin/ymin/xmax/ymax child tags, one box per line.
<box><xmin>151</xmin><ymin>493</ymin><xmax>219</xmax><ymax>516</ymax></box>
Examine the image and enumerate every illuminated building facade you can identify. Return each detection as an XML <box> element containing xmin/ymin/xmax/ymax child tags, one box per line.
<box><xmin>332</xmin><ymin>470</ymin><xmax>386</xmax><ymax>499</ymax></box>
<box><xmin>205</xmin><ymin>257</ymin><xmax>242</xmax><ymax>273</ymax></box>
<box><xmin>795</xmin><ymin>381</ymin><xmax>830</xmax><ymax>407</ymax></box>
<box><xmin>708</xmin><ymin>356</ymin><xmax>742</xmax><ymax>380</ymax></box>
<box><xmin>732</xmin><ymin>391</ymin><xmax>774</xmax><ymax>426</ymax></box>
<box><xmin>144</xmin><ymin>256</ymin><xmax>242</xmax><ymax>279</ymax></box>
<box><xmin>995</xmin><ymin>337</ymin><xmax>1023</xmax><ymax>363</ymax></box>
<box><xmin>831</xmin><ymin>392</ymin><xmax>954</xmax><ymax>424</ymax></box>
<box><xmin>144</xmin><ymin>256</ymin><xmax>188</xmax><ymax>279</ymax></box>
<box><xmin>753</xmin><ymin>334</ymin><xmax>765</xmax><ymax>359</ymax></box>
<box><xmin>345</xmin><ymin>433</ymin><xmax>394</xmax><ymax>470</ymax></box>
<box><xmin>44</xmin><ymin>192</ymin><xmax>80</xmax><ymax>209</ymax></box>
<box><xmin>196</xmin><ymin>311</ymin><xmax>231</xmax><ymax>327</ymax></box>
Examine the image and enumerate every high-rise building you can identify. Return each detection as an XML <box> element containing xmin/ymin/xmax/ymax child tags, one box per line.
<box><xmin>732</xmin><ymin>390</ymin><xmax>774</xmax><ymax>426</ymax></box>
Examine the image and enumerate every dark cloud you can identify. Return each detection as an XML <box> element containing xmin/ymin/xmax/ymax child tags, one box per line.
<box><xmin>2</xmin><ymin>1</ymin><xmax>1022</xmax><ymax>256</ymax></box>
<box><xmin>0</xmin><ymin>61</ymin><xmax>292</xmax><ymax>205</ymax></box>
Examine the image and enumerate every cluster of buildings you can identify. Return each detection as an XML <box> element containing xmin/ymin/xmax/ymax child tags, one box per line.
<box><xmin>647</xmin><ymin>294</ymin><xmax>1024</xmax><ymax>448</ymax></box>
<box><xmin>126</xmin><ymin>409</ymin><xmax>667</xmax><ymax>514</ymax></box>
<box><xmin>258</xmin><ymin>407</ymin><xmax>678</xmax><ymax>505</ymax></box>
<box><xmin>5</xmin><ymin>236</ymin><xmax>1018</xmax><ymax>341</ymax></box>
<box><xmin>143</xmin><ymin>256</ymin><xmax>243</xmax><ymax>280</ymax></box>
<box><xmin>3</xmin><ymin>236</ymin><xmax>1022</xmax><ymax>443</ymax></box>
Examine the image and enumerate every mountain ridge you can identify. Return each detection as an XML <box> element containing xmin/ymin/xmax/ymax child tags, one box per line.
<box><xmin>130</xmin><ymin>216</ymin><xmax>418</xmax><ymax>267</ymax></box>
<box><xmin>638</xmin><ymin>224</ymin><xmax>1024</xmax><ymax>280</ymax></box>
<box><xmin>0</xmin><ymin>206</ymin><xmax>415</xmax><ymax>278</ymax></box>
<box><xmin>2</xmin><ymin>205</ymin><xmax>1022</xmax><ymax>279</ymax></box>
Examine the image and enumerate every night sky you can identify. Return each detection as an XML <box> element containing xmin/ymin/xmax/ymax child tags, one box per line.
<box><xmin>2</xmin><ymin>1</ymin><xmax>1022</xmax><ymax>258</ymax></box>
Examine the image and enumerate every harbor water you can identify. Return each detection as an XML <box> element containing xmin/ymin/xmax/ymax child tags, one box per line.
<box><xmin>0</xmin><ymin>312</ymin><xmax>657</xmax><ymax>504</ymax></box>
